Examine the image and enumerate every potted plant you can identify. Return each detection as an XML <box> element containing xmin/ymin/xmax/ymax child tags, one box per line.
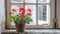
<box><xmin>8</xmin><ymin>8</ymin><xmax>32</xmax><ymax>32</ymax></box>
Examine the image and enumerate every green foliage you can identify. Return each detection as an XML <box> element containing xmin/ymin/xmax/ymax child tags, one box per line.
<box><xmin>24</xmin><ymin>14</ymin><xmax>32</xmax><ymax>24</ymax></box>
<box><xmin>10</xmin><ymin>12</ymin><xmax>32</xmax><ymax>25</ymax></box>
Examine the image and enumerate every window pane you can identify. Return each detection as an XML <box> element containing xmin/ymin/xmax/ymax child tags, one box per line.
<box><xmin>11</xmin><ymin>4</ymin><xmax>23</xmax><ymax>10</ymax></box>
<box><xmin>25</xmin><ymin>5</ymin><xmax>36</xmax><ymax>25</ymax></box>
<box><xmin>38</xmin><ymin>5</ymin><xmax>50</xmax><ymax>25</ymax></box>
<box><xmin>25</xmin><ymin>0</ymin><xmax>36</xmax><ymax>3</ymax></box>
<box><xmin>38</xmin><ymin>0</ymin><xmax>50</xmax><ymax>3</ymax></box>
<box><xmin>38</xmin><ymin>5</ymin><xmax>46</xmax><ymax>21</ymax></box>
<box><xmin>11</xmin><ymin>0</ymin><xmax>23</xmax><ymax>3</ymax></box>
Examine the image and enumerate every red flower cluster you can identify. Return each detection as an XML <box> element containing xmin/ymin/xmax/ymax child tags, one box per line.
<box><xmin>8</xmin><ymin>8</ymin><xmax>32</xmax><ymax>20</ymax></box>
<box><xmin>19</xmin><ymin>8</ymin><xmax>25</xmax><ymax>19</ymax></box>
<box><xmin>19</xmin><ymin>8</ymin><xmax>32</xmax><ymax>19</ymax></box>
<box><xmin>8</xmin><ymin>9</ymin><xmax>16</xmax><ymax>15</ymax></box>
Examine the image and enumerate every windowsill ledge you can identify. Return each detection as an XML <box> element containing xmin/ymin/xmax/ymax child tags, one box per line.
<box><xmin>2</xmin><ymin>29</ymin><xmax>60</xmax><ymax>33</ymax></box>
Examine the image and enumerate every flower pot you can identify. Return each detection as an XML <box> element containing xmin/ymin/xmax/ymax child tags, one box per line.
<box><xmin>15</xmin><ymin>22</ymin><xmax>25</xmax><ymax>32</ymax></box>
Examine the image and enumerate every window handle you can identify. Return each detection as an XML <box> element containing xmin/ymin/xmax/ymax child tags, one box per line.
<box><xmin>53</xmin><ymin>18</ymin><xmax>59</xmax><ymax>28</ymax></box>
<box><xmin>53</xmin><ymin>18</ymin><xmax>58</xmax><ymax>23</ymax></box>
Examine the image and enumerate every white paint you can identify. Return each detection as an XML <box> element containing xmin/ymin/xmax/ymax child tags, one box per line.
<box><xmin>0</xmin><ymin>0</ymin><xmax>5</xmax><ymax>34</ymax></box>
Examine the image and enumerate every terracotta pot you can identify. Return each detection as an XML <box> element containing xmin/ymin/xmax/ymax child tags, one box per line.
<box><xmin>15</xmin><ymin>22</ymin><xmax>25</xmax><ymax>32</ymax></box>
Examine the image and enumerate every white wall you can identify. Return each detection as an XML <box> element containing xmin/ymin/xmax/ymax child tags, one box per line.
<box><xmin>0</xmin><ymin>0</ymin><xmax>5</xmax><ymax>34</ymax></box>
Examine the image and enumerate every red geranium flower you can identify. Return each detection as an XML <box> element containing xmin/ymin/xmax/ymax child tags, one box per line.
<box><xmin>28</xmin><ymin>13</ymin><xmax>31</xmax><ymax>16</ymax></box>
<box><xmin>28</xmin><ymin>8</ymin><xmax>32</xmax><ymax>16</ymax></box>
<box><xmin>12</xmin><ymin>9</ymin><xmax>16</xmax><ymax>12</ymax></box>
<box><xmin>20</xmin><ymin>11</ymin><xmax>25</xmax><ymax>19</ymax></box>
<box><xmin>19</xmin><ymin>8</ymin><xmax>25</xmax><ymax>12</ymax></box>
<box><xmin>28</xmin><ymin>8</ymin><xmax>31</xmax><ymax>13</ymax></box>
<box><xmin>8</xmin><ymin>11</ymin><xmax>12</xmax><ymax>15</ymax></box>
<box><xmin>19</xmin><ymin>8</ymin><xmax>25</xmax><ymax>19</ymax></box>
<box><xmin>20</xmin><ymin>15</ymin><xmax>24</xmax><ymax>19</ymax></box>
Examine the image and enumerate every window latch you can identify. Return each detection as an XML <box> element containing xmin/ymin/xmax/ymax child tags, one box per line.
<box><xmin>53</xmin><ymin>18</ymin><xmax>59</xmax><ymax>28</ymax></box>
<box><xmin>53</xmin><ymin>18</ymin><xmax>58</xmax><ymax>23</ymax></box>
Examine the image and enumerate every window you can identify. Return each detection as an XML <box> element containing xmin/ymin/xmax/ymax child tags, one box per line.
<box><xmin>38</xmin><ymin>5</ymin><xmax>50</xmax><ymax>25</ymax></box>
<box><xmin>6</xmin><ymin>0</ymin><xmax>55</xmax><ymax>28</ymax></box>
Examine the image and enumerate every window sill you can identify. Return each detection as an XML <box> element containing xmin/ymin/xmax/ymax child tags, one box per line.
<box><xmin>2</xmin><ymin>29</ymin><xmax>60</xmax><ymax>33</ymax></box>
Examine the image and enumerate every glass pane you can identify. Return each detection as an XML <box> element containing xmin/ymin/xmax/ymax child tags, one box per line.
<box><xmin>11</xmin><ymin>5</ymin><xmax>23</xmax><ymax>25</ymax></box>
<box><xmin>38</xmin><ymin>5</ymin><xmax>46</xmax><ymax>21</ymax></box>
<box><xmin>38</xmin><ymin>5</ymin><xmax>50</xmax><ymax>25</ymax></box>
<box><xmin>25</xmin><ymin>5</ymin><xmax>36</xmax><ymax>25</ymax></box>
<box><xmin>11</xmin><ymin>4</ymin><xmax>23</xmax><ymax>11</ymax></box>
<box><xmin>11</xmin><ymin>0</ymin><xmax>23</xmax><ymax>3</ymax></box>
<box><xmin>25</xmin><ymin>0</ymin><xmax>36</xmax><ymax>3</ymax></box>
<box><xmin>38</xmin><ymin>0</ymin><xmax>50</xmax><ymax>3</ymax></box>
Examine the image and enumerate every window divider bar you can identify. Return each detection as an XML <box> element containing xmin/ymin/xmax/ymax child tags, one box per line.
<box><xmin>36</xmin><ymin>0</ymin><xmax>38</xmax><ymax>26</ymax></box>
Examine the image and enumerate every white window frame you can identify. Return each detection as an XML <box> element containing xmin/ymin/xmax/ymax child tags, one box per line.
<box><xmin>6</xmin><ymin>0</ymin><xmax>55</xmax><ymax>29</ymax></box>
